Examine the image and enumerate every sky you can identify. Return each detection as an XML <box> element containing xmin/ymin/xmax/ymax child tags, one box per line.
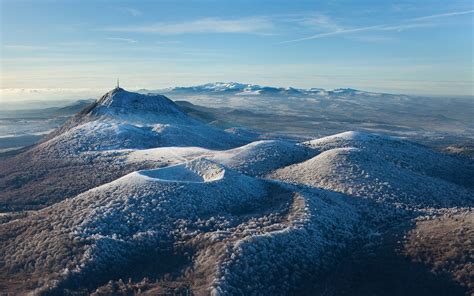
<box><xmin>0</xmin><ymin>0</ymin><xmax>473</xmax><ymax>99</ymax></box>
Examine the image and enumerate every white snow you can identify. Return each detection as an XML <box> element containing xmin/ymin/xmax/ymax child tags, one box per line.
<box><xmin>164</xmin><ymin>82</ymin><xmax>381</xmax><ymax>97</ymax></box>
<box><xmin>274</xmin><ymin>132</ymin><xmax>473</xmax><ymax>208</ymax></box>
<box><xmin>127</xmin><ymin>146</ymin><xmax>210</xmax><ymax>164</ymax></box>
<box><xmin>212</xmin><ymin>140</ymin><xmax>312</xmax><ymax>176</ymax></box>
<box><xmin>1</xmin><ymin>154</ymin><xmax>361</xmax><ymax>294</ymax></box>
<box><xmin>124</xmin><ymin>140</ymin><xmax>312</xmax><ymax>176</ymax></box>
<box><xmin>139</xmin><ymin>159</ymin><xmax>225</xmax><ymax>183</ymax></box>
<box><xmin>34</xmin><ymin>88</ymin><xmax>248</xmax><ymax>155</ymax></box>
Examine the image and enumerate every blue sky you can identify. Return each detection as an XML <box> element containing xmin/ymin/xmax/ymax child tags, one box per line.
<box><xmin>0</xmin><ymin>0</ymin><xmax>473</xmax><ymax>96</ymax></box>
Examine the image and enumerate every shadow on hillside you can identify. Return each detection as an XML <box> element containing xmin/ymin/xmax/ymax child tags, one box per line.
<box><xmin>293</xmin><ymin>215</ymin><xmax>467</xmax><ymax>296</ymax></box>
<box><xmin>45</xmin><ymin>244</ymin><xmax>193</xmax><ymax>296</ymax></box>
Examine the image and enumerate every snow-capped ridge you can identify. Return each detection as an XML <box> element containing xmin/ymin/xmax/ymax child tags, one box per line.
<box><xmin>156</xmin><ymin>82</ymin><xmax>386</xmax><ymax>97</ymax></box>
<box><xmin>213</xmin><ymin>139</ymin><xmax>312</xmax><ymax>176</ymax></box>
<box><xmin>305</xmin><ymin>131</ymin><xmax>387</xmax><ymax>146</ymax></box>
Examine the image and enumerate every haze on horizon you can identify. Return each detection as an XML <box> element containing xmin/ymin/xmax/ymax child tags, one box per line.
<box><xmin>0</xmin><ymin>0</ymin><xmax>473</xmax><ymax>98</ymax></box>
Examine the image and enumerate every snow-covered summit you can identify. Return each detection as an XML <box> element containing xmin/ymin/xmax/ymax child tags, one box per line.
<box><xmin>35</xmin><ymin>88</ymin><xmax>251</xmax><ymax>153</ymax></box>
<box><xmin>88</xmin><ymin>87</ymin><xmax>187</xmax><ymax>122</ymax></box>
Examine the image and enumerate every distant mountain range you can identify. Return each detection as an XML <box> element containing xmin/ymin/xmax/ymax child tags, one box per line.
<box><xmin>138</xmin><ymin>82</ymin><xmax>392</xmax><ymax>97</ymax></box>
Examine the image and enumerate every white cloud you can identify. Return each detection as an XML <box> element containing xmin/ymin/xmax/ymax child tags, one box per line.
<box><xmin>282</xmin><ymin>9</ymin><xmax>473</xmax><ymax>43</ymax></box>
<box><xmin>107</xmin><ymin>37</ymin><xmax>138</xmax><ymax>43</ymax></box>
<box><xmin>378</xmin><ymin>22</ymin><xmax>434</xmax><ymax>32</ymax></box>
<box><xmin>296</xmin><ymin>14</ymin><xmax>342</xmax><ymax>32</ymax></box>
<box><xmin>281</xmin><ymin>25</ymin><xmax>383</xmax><ymax>43</ymax></box>
<box><xmin>281</xmin><ymin>23</ymin><xmax>431</xmax><ymax>43</ymax></box>
<box><xmin>104</xmin><ymin>17</ymin><xmax>274</xmax><ymax>35</ymax></box>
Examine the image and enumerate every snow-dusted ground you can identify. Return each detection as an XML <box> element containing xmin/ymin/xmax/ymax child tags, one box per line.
<box><xmin>1</xmin><ymin>89</ymin><xmax>472</xmax><ymax>295</ymax></box>
<box><xmin>125</xmin><ymin>140</ymin><xmax>313</xmax><ymax>177</ymax></box>
<box><xmin>272</xmin><ymin>132</ymin><xmax>473</xmax><ymax>208</ymax></box>
<box><xmin>0</xmin><ymin>159</ymin><xmax>360</xmax><ymax>294</ymax></box>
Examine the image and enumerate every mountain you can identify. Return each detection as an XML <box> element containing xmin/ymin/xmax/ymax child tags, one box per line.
<box><xmin>160</xmin><ymin>82</ymin><xmax>397</xmax><ymax>98</ymax></box>
<box><xmin>144</xmin><ymin>82</ymin><xmax>473</xmax><ymax>150</ymax></box>
<box><xmin>271</xmin><ymin>131</ymin><xmax>474</xmax><ymax>208</ymax></box>
<box><xmin>142</xmin><ymin>82</ymin><xmax>375</xmax><ymax>97</ymax></box>
<box><xmin>0</xmin><ymin>88</ymin><xmax>250</xmax><ymax>210</ymax></box>
<box><xmin>41</xmin><ymin>87</ymin><xmax>248</xmax><ymax>153</ymax></box>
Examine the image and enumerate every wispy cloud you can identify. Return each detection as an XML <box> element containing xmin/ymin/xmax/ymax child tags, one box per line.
<box><xmin>378</xmin><ymin>22</ymin><xmax>434</xmax><ymax>31</ymax></box>
<box><xmin>4</xmin><ymin>45</ymin><xmax>49</xmax><ymax>51</ymax></box>
<box><xmin>282</xmin><ymin>25</ymin><xmax>383</xmax><ymax>43</ymax></box>
<box><xmin>296</xmin><ymin>14</ymin><xmax>343</xmax><ymax>32</ymax></box>
<box><xmin>348</xmin><ymin>35</ymin><xmax>397</xmax><ymax>43</ymax></box>
<box><xmin>282</xmin><ymin>9</ymin><xmax>474</xmax><ymax>43</ymax></box>
<box><xmin>117</xmin><ymin>7</ymin><xmax>143</xmax><ymax>17</ymax></box>
<box><xmin>104</xmin><ymin>17</ymin><xmax>274</xmax><ymax>35</ymax></box>
<box><xmin>107</xmin><ymin>37</ymin><xmax>138</xmax><ymax>43</ymax></box>
<box><xmin>411</xmin><ymin>9</ymin><xmax>474</xmax><ymax>21</ymax></box>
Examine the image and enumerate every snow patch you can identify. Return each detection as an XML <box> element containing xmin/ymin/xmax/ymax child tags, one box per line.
<box><xmin>139</xmin><ymin>159</ymin><xmax>225</xmax><ymax>183</ymax></box>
